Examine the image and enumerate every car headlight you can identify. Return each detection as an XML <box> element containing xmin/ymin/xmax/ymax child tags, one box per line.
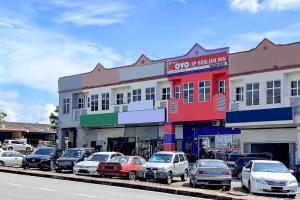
<box><xmin>288</xmin><ymin>179</ymin><xmax>298</xmax><ymax>185</ymax></box>
<box><xmin>141</xmin><ymin>167</ymin><xmax>146</xmax><ymax>171</ymax></box>
<box><xmin>253</xmin><ymin>178</ymin><xmax>266</xmax><ymax>185</ymax></box>
<box><xmin>74</xmin><ymin>165</ymin><xmax>79</xmax><ymax>168</ymax></box>
<box><xmin>41</xmin><ymin>158</ymin><xmax>50</xmax><ymax>161</ymax></box>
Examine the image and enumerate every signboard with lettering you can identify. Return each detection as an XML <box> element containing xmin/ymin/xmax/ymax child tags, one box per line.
<box><xmin>167</xmin><ymin>51</ymin><xmax>228</xmax><ymax>75</ymax></box>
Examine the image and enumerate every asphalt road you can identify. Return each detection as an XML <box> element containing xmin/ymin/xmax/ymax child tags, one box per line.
<box><xmin>0</xmin><ymin>172</ymin><xmax>207</xmax><ymax>200</ymax></box>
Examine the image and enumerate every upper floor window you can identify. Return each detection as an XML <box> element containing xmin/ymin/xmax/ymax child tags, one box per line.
<box><xmin>87</xmin><ymin>97</ymin><xmax>90</xmax><ymax>108</ymax></box>
<box><xmin>175</xmin><ymin>85</ymin><xmax>181</xmax><ymax>99</ymax></box>
<box><xmin>102</xmin><ymin>93</ymin><xmax>110</xmax><ymax>110</ymax></box>
<box><xmin>63</xmin><ymin>98</ymin><xmax>70</xmax><ymax>114</ymax></box>
<box><xmin>246</xmin><ymin>83</ymin><xmax>259</xmax><ymax>106</ymax></box>
<box><xmin>116</xmin><ymin>93</ymin><xmax>124</xmax><ymax>105</ymax></box>
<box><xmin>146</xmin><ymin>87</ymin><xmax>155</xmax><ymax>100</ymax></box>
<box><xmin>219</xmin><ymin>80</ymin><xmax>226</xmax><ymax>94</ymax></box>
<box><xmin>235</xmin><ymin>87</ymin><xmax>244</xmax><ymax>102</ymax></box>
<box><xmin>162</xmin><ymin>87</ymin><xmax>171</xmax><ymax>100</ymax></box>
<box><xmin>267</xmin><ymin>80</ymin><xmax>281</xmax><ymax>104</ymax></box>
<box><xmin>132</xmin><ymin>89</ymin><xmax>141</xmax><ymax>102</ymax></box>
<box><xmin>127</xmin><ymin>92</ymin><xmax>131</xmax><ymax>104</ymax></box>
<box><xmin>199</xmin><ymin>81</ymin><xmax>210</xmax><ymax>102</ymax></box>
<box><xmin>78</xmin><ymin>97</ymin><xmax>84</xmax><ymax>109</ymax></box>
<box><xmin>91</xmin><ymin>94</ymin><xmax>98</xmax><ymax>111</ymax></box>
<box><xmin>291</xmin><ymin>80</ymin><xmax>300</xmax><ymax>96</ymax></box>
<box><xmin>183</xmin><ymin>83</ymin><xmax>194</xmax><ymax>103</ymax></box>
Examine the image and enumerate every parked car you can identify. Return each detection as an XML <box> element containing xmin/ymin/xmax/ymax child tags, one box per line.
<box><xmin>242</xmin><ymin>160</ymin><xmax>297</xmax><ymax>198</ymax></box>
<box><xmin>226</xmin><ymin>153</ymin><xmax>273</xmax><ymax>170</ymax></box>
<box><xmin>189</xmin><ymin>159</ymin><xmax>232</xmax><ymax>190</ymax></box>
<box><xmin>2</xmin><ymin>139</ymin><xmax>32</xmax><ymax>151</ymax></box>
<box><xmin>97</xmin><ymin>156</ymin><xmax>146</xmax><ymax>180</ymax></box>
<box><xmin>233</xmin><ymin>157</ymin><xmax>267</xmax><ymax>179</ymax></box>
<box><xmin>226</xmin><ymin>154</ymin><xmax>245</xmax><ymax>170</ymax></box>
<box><xmin>73</xmin><ymin>152</ymin><xmax>123</xmax><ymax>176</ymax></box>
<box><xmin>55</xmin><ymin>148</ymin><xmax>94</xmax><ymax>173</ymax></box>
<box><xmin>139</xmin><ymin>151</ymin><xmax>189</xmax><ymax>184</ymax></box>
<box><xmin>23</xmin><ymin>147</ymin><xmax>63</xmax><ymax>171</ymax></box>
<box><xmin>0</xmin><ymin>151</ymin><xmax>25</xmax><ymax>167</ymax></box>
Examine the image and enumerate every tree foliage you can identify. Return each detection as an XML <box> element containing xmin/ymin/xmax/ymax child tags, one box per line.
<box><xmin>49</xmin><ymin>106</ymin><xmax>58</xmax><ymax>131</ymax></box>
<box><xmin>0</xmin><ymin>111</ymin><xmax>7</xmax><ymax>125</ymax></box>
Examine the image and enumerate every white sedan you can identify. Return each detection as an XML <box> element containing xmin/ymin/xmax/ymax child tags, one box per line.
<box><xmin>73</xmin><ymin>152</ymin><xmax>123</xmax><ymax>176</ymax></box>
<box><xmin>242</xmin><ymin>160</ymin><xmax>298</xmax><ymax>198</ymax></box>
<box><xmin>0</xmin><ymin>151</ymin><xmax>25</xmax><ymax>167</ymax></box>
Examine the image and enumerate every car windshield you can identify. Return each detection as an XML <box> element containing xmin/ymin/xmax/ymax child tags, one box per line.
<box><xmin>109</xmin><ymin>156</ymin><xmax>129</xmax><ymax>163</ymax></box>
<box><xmin>87</xmin><ymin>154</ymin><xmax>109</xmax><ymax>162</ymax></box>
<box><xmin>62</xmin><ymin>150</ymin><xmax>83</xmax><ymax>158</ymax></box>
<box><xmin>197</xmin><ymin>161</ymin><xmax>227</xmax><ymax>168</ymax></box>
<box><xmin>33</xmin><ymin>148</ymin><xmax>55</xmax><ymax>155</ymax></box>
<box><xmin>252</xmin><ymin>163</ymin><xmax>289</xmax><ymax>173</ymax></box>
<box><xmin>148</xmin><ymin>154</ymin><xmax>173</xmax><ymax>163</ymax></box>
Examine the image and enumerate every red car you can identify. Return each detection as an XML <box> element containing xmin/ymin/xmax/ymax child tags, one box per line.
<box><xmin>97</xmin><ymin>156</ymin><xmax>146</xmax><ymax>180</ymax></box>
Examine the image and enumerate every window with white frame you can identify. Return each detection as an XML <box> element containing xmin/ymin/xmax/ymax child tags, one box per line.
<box><xmin>162</xmin><ymin>87</ymin><xmax>171</xmax><ymax>100</ymax></box>
<box><xmin>219</xmin><ymin>80</ymin><xmax>226</xmax><ymax>94</ymax></box>
<box><xmin>291</xmin><ymin>80</ymin><xmax>300</xmax><ymax>96</ymax></box>
<box><xmin>235</xmin><ymin>87</ymin><xmax>244</xmax><ymax>102</ymax></box>
<box><xmin>127</xmin><ymin>92</ymin><xmax>131</xmax><ymax>104</ymax></box>
<box><xmin>175</xmin><ymin>85</ymin><xmax>181</xmax><ymax>99</ymax></box>
<box><xmin>246</xmin><ymin>83</ymin><xmax>259</xmax><ymax>106</ymax></box>
<box><xmin>183</xmin><ymin>83</ymin><xmax>194</xmax><ymax>103</ymax></box>
<box><xmin>101</xmin><ymin>93</ymin><xmax>110</xmax><ymax>110</ymax></box>
<box><xmin>87</xmin><ymin>97</ymin><xmax>90</xmax><ymax>108</ymax></box>
<box><xmin>146</xmin><ymin>87</ymin><xmax>155</xmax><ymax>100</ymax></box>
<box><xmin>91</xmin><ymin>95</ymin><xmax>98</xmax><ymax>111</ymax></box>
<box><xmin>267</xmin><ymin>80</ymin><xmax>281</xmax><ymax>104</ymax></box>
<box><xmin>199</xmin><ymin>81</ymin><xmax>210</xmax><ymax>102</ymax></box>
<box><xmin>132</xmin><ymin>89</ymin><xmax>141</xmax><ymax>102</ymax></box>
<box><xmin>63</xmin><ymin>98</ymin><xmax>70</xmax><ymax>114</ymax></box>
<box><xmin>116</xmin><ymin>93</ymin><xmax>124</xmax><ymax>105</ymax></box>
<box><xmin>78</xmin><ymin>97</ymin><xmax>84</xmax><ymax>108</ymax></box>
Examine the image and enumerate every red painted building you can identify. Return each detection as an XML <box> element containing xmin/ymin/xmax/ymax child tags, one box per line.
<box><xmin>163</xmin><ymin>44</ymin><xmax>239</xmax><ymax>158</ymax></box>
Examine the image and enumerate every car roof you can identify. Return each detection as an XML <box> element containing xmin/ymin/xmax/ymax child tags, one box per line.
<box><xmin>252</xmin><ymin>160</ymin><xmax>281</xmax><ymax>164</ymax></box>
<box><xmin>197</xmin><ymin>159</ymin><xmax>225</xmax><ymax>162</ymax></box>
<box><xmin>155</xmin><ymin>151</ymin><xmax>184</xmax><ymax>155</ymax></box>
<box><xmin>93</xmin><ymin>152</ymin><xmax>121</xmax><ymax>155</ymax></box>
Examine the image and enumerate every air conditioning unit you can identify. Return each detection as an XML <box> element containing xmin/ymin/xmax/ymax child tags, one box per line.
<box><xmin>212</xmin><ymin>120</ymin><xmax>221</xmax><ymax>126</ymax></box>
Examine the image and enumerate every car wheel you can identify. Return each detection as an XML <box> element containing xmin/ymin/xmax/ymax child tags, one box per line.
<box><xmin>139</xmin><ymin>177</ymin><xmax>145</xmax><ymax>182</ymax></box>
<box><xmin>237</xmin><ymin>172</ymin><xmax>242</xmax><ymax>180</ymax></box>
<box><xmin>189</xmin><ymin>177</ymin><xmax>196</xmax><ymax>188</ymax></box>
<box><xmin>26</xmin><ymin>147</ymin><xmax>31</xmax><ymax>151</ymax></box>
<box><xmin>0</xmin><ymin>161</ymin><xmax>5</xmax><ymax>166</ymax></box>
<box><xmin>49</xmin><ymin>160</ymin><xmax>56</xmax><ymax>171</ymax></box>
<box><xmin>128</xmin><ymin>171</ymin><xmax>136</xmax><ymax>181</ymax></box>
<box><xmin>165</xmin><ymin>172</ymin><xmax>172</xmax><ymax>185</ymax></box>
<box><xmin>8</xmin><ymin>147</ymin><xmax>13</xmax><ymax>151</ymax></box>
<box><xmin>55</xmin><ymin>168</ymin><xmax>61</xmax><ymax>173</ymax></box>
<box><xmin>223</xmin><ymin>185</ymin><xmax>231</xmax><ymax>191</ymax></box>
<box><xmin>181</xmin><ymin>170</ymin><xmax>188</xmax><ymax>181</ymax></box>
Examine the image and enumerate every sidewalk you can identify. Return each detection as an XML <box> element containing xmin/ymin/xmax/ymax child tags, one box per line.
<box><xmin>0</xmin><ymin>166</ymin><xmax>297</xmax><ymax>200</ymax></box>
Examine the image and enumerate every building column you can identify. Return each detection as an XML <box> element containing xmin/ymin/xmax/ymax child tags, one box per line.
<box><xmin>77</xmin><ymin>128</ymin><xmax>84</xmax><ymax>148</ymax></box>
<box><xmin>58</xmin><ymin>128</ymin><xmax>65</xmax><ymax>149</ymax></box>
<box><xmin>164</xmin><ymin>123</ymin><xmax>176</xmax><ymax>151</ymax></box>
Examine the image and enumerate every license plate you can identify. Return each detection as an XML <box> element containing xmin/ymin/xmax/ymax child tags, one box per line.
<box><xmin>271</xmin><ymin>187</ymin><xmax>283</xmax><ymax>191</ymax></box>
<box><xmin>29</xmin><ymin>163</ymin><xmax>38</xmax><ymax>167</ymax></box>
<box><xmin>198</xmin><ymin>182</ymin><xmax>208</xmax><ymax>184</ymax></box>
<box><xmin>78</xmin><ymin>169</ymin><xmax>89</xmax><ymax>173</ymax></box>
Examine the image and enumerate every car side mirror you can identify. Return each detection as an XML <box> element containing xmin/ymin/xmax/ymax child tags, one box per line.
<box><xmin>174</xmin><ymin>160</ymin><xmax>179</xmax><ymax>164</ymax></box>
<box><xmin>244</xmin><ymin>168</ymin><xmax>251</xmax><ymax>172</ymax></box>
<box><xmin>290</xmin><ymin>169</ymin><xmax>295</xmax><ymax>174</ymax></box>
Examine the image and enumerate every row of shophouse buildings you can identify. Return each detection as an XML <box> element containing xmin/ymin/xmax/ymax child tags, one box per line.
<box><xmin>58</xmin><ymin>38</ymin><xmax>300</xmax><ymax>170</ymax></box>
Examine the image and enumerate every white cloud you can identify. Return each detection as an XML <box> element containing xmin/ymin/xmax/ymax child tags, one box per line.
<box><xmin>229</xmin><ymin>0</ymin><xmax>300</xmax><ymax>13</ymax></box>
<box><xmin>50</xmin><ymin>0</ymin><xmax>129</xmax><ymax>26</ymax></box>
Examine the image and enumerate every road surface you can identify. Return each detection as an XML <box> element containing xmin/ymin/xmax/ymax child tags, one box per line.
<box><xmin>0</xmin><ymin>172</ymin><xmax>207</xmax><ymax>200</ymax></box>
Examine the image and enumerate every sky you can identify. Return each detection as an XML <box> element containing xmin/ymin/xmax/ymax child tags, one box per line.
<box><xmin>1</xmin><ymin>0</ymin><xmax>300</xmax><ymax>123</ymax></box>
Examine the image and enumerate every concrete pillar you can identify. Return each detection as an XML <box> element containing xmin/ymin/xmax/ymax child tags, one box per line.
<box><xmin>164</xmin><ymin>123</ymin><xmax>176</xmax><ymax>151</ymax></box>
<box><xmin>77</xmin><ymin>128</ymin><xmax>85</xmax><ymax>148</ymax></box>
<box><xmin>58</xmin><ymin>128</ymin><xmax>65</xmax><ymax>149</ymax></box>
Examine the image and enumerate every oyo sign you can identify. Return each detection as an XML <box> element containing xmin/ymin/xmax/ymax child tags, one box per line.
<box><xmin>167</xmin><ymin>51</ymin><xmax>228</xmax><ymax>75</ymax></box>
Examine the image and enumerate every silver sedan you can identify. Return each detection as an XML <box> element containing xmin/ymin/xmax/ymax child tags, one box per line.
<box><xmin>189</xmin><ymin>159</ymin><xmax>232</xmax><ymax>190</ymax></box>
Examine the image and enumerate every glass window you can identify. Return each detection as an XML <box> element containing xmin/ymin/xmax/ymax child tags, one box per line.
<box><xmin>162</xmin><ymin>87</ymin><xmax>171</xmax><ymax>100</ymax></box>
<box><xmin>179</xmin><ymin>154</ymin><xmax>185</xmax><ymax>162</ymax></box>
<box><xmin>146</xmin><ymin>87</ymin><xmax>155</xmax><ymax>100</ymax></box>
<box><xmin>175</xmin><ymin>85</ymin><xmax>181</xmax><ymax>99</ymax></box>
<box><xmin>199</xmin><ymin>81</ymin><xmax>210</xmax><ymax>102</ymax></box>
<box><xmin>132</xmin><ymin>158</ymin><xmax>140</xmax><ymax>165</ymax></box>
<box><xmin>252</xmin><ymin>163</ymin><xmax>289</xmax><ymax>173</ymax></box>
<box><xmin>91</xmin><ymin>94</ymin><xmax>99</xmax><ymax>111</ymax></box>
<box><xmin>101</xmin><ymin>93</ymin><xmax>110</xmax><ymax>110</ymax></box>
<box><xmin>291</xmin><ymin>80</ymin><xmax>300</xmax><ymax>96</ymax></box>
<box><xmin>246</xmin><ymin>83</ymin><xmax>259</xmax><ymax>106</ymax></box>
<box><xmin>2</xmin><ymin>152</ymin><xmax>13</xmax><ymax>157</ymax></box>
<box><xmin>78</xmin><ymin>97</ymin><xmax>84</xmax><ymax>109</ymax></box>
<box><xmin>139</xmin><ymin>157</ymin><xmax>146</xmax><ymax>164</ymax></box>
<box><xmin>87</xmin><ymin>154</ymin><xmax>109</xmax><ymax>162</ymax></box>
<box><xmin>235</xmin><ymin>87</ymin><xmax>244</xmax><ymax>102</ymax></box>
<box><xmin>116</xmin><ymin>93</ymin><xmax>124</xmax><ymax>105</ymax></box>
<box><xmin>109</xmin><ymin>156</ymin><xmax>129</xmax><ymax>163</ymax></box>
<box><xmin>267</xmin><ymin>80</ymin><xmax>281</xmax><ymax>104</ymax></box>
<box><xmin>132</xmin><ymin>89</ymin><xmax>141</xmax><ymax>102</ymax></box>
<box><xmin>219</xmin><ymin>80</ymin><xmax>226</xmax><ymax>94</ymax></box>
<box><xmin>196</xmin><ymin>160</ymin><xmax>226</xmax><ymax>167</ymax></box>
<box><xmin>183</xmin><ymin>83</ymin><xmax>194</xmax><ymax>103</ymax></box>
<box><xmin>148</xmin><ymin>154</ymin><xmax>173</xmax><ymax>163</ymax></box>
<box><xmin>63</xmin><ymin>98</ymin><xmax>70</xmax><ymax>114</ymax></box>
<box><xmin>87</xmin><ymin>97</ymin><xmax>90</xmax><ymax>108</ymax></box>
<box><xmin>127</xmin><ymin>92</ymin><xmax>131</xmax><ymax>104</ymax></box>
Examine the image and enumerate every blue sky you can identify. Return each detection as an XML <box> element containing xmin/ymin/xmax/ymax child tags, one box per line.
<box><xmin>1</xmin><ymin>0</ymin><xmax>300</xmax><ymax>123</ymax></box>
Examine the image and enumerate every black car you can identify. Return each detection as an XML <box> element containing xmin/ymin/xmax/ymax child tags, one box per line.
<box><xmin>232</xmin><ymin>157</ymin><xmax>267</xmax><ymax>179</ymax></box>
<box><xmin>23</xmin><ymin>147</ymin><xmax>63</xmax><ymax>171</ymax></box>
<box><xmin>55</xmin><ymin>148</ymin><xmax>94</xmax><ymax>173</ymax></box>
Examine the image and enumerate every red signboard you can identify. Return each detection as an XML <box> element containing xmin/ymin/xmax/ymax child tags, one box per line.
<box><xmin>167</xmin><ymin>51</ymin><xmax>228</xmax><ymax>74</ymax></box>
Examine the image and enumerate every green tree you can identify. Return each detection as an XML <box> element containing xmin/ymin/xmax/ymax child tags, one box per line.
<box><xmin>49</xmin><ymin>106</ymin><xmax>58</xmax><ymax>131</ymax></box>
<box><xmin>0</xmin><ymin>111</ymin><xmax>7</xmax><ymax>125</ymax></box>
